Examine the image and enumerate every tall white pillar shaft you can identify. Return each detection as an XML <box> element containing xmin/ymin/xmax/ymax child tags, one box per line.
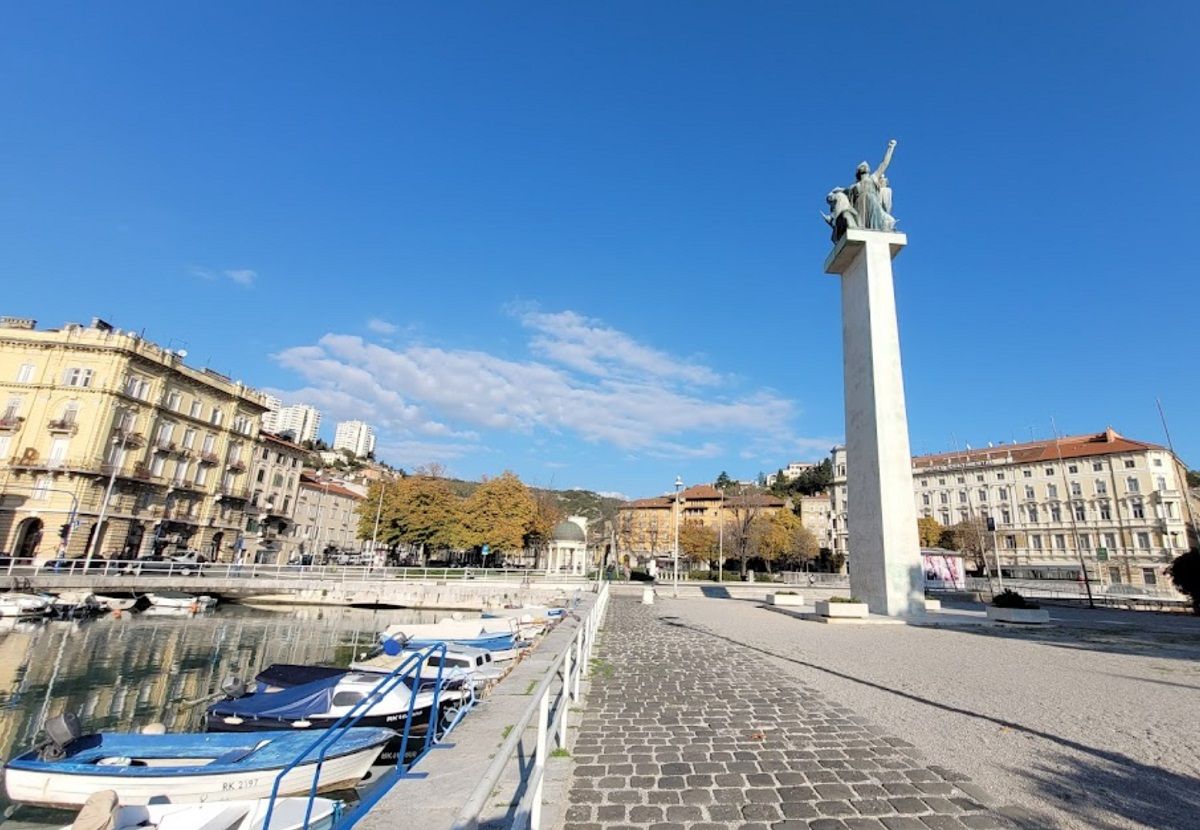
<box><xmin>825</xmin><ymin>229</ymin><xmax>923</xmax><ymax>616</ymax></box>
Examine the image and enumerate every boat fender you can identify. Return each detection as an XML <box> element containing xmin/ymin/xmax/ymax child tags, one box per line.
<box><xmin>141</xmin><ymin>723</ymin><xmax>167</xmax><ymax>735</ymax></box>
<box><xmin>222</xmin><ymin>716</ymin><xmax>245</xmax><ymax>725</ymax></box>
<box><xmin>292</xmin><ymin>720</ymin><xmax>312</xmax><ymax>728</ymax></box>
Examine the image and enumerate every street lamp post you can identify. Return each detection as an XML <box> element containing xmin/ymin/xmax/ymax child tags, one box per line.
<box><xmin>369</xmin><ymin>480</ymin><xmax>387</xmax><ymax>561</ymax></box>
<box><xmin>86</xmin><ymin>428</ymin><xmax>130</xmax><ymax>568</ymax></box>
<box><xmin>718</xmin><ymin>488</ymin><xmax>725</xmax><ymax>584</ymax></box>
<box><xmin>672</xmin><ymin>475</ymin><xmax>683</xmax><ymax>598</ymax></box>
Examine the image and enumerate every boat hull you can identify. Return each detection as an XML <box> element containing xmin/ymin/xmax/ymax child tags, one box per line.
<box><xmin>58</xmin><ymin>797</ymin><xmax>341</xmax><ymax>830</ymax></box>
<box><xmin>4</xmin><ymin>730</ymin><xmax>389</xmax><ymax>809</ymax></box>
<box><xmin>205</xmin><ymin>710</ymin><xmax>437</xmax><ymax>767</ymax></box>
<box><xmin>148</xmin><ymin>593</ymin><xmax>217</xmax><ymax>609</ymax></box>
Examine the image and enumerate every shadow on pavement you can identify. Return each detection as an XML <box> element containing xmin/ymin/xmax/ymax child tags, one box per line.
<box><xmin>658</xmin><ymin>611</ymin><xmax>1200</xmax><ymax>830</ymax></box>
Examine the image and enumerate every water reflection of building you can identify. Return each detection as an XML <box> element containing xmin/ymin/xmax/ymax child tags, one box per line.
<box><xmin>0</xmin><ymin>605</ymin><xmax>439</xmax><ymax>798</ymax></box>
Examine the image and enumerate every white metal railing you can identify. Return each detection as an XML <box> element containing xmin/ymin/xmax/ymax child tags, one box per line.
<box><xmin>956</xmin><ymin>576</ymin><xmax>1187</xmax><ymax>604</ymax></box>
<box><xmin>7</xmin><ymin>559</ymin><xmax>599</xmax><ymax>583</ymax></box>
<box><xmin>780</xmin><ymin>571</ymin><xmax>851</xmax><ymax>587</ymax></box>
<box><xmin>451</xmin><ymin>582</ymin><xmax>610</xmax><ymax>830</ymax></box>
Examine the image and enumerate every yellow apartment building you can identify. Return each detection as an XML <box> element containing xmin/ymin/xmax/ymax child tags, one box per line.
<box><xmin>0</xmin><ymin>316</ymin><xmax>268</xmax><ymax>562</ymax></box>
<box><xmin>616</xmin><ymin>484</ymin><xmax>788</xmax><ymax>562</ymax></box>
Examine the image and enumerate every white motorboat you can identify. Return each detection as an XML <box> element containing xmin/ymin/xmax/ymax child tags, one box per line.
<box><xmin>352</xmin><ymin>643</ymin><xmax>505</xmax><ymax>691</ymax></box>
<box><xmin>95</xmin><ymin>595</ymin><xmax>138</xmax><ymax>612</ymax></box>
<box><xmin>0</xmin><ymin>592</ymin><xmax>53</xmax><ymax>618</ymax></box>
<box><xmin>147</xmin><ymin>591</ymin><xmax>217</xmax><ymax>610</ymax></box>
<box><xmin>381</xmin><ymin>618</ymin><xmax>517</xmax><ymax>641</ymax></box>
<box><xmin>51</xmin><ymin>591</ymin><xmax>106</xmax><ymax>617</ymax></box>
<box><xmin>63</xmin><ymin>790</ymin><xmax>340</xmax><ymax>830</ymax></box>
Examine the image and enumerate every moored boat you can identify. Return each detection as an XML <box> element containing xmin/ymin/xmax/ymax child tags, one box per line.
<box><xmin>94</xmin><ymin>595</ymin><xmax>138</xmax><ymax>613</ymax></box>
<box><xmin>205</xmin><ymin>667</ymin><xmax>468</xmax><ymax>765</ymax></box>
<box><xmin>147</xmin><ymin>591</ymin><xmax>217</xmax><ymax>610</ymax></box>
<box><xmin>51</xmin><ymin>591</ymin><xmax>106</xmax><ymax>618</ymax></box>
<box><xmin>378</xmin><ymin>621</ymin><xmax>524</xmax><ymax>659</ymax></box>
<box><xmin>0</xmin><ymin>592</ymin><xmax>52</xmax><ymax>618</ymax></box>
<box><xmin>3</xmin><ymin>716</ymin><xmax>391</xmax><ymax>809</ymax></box>
<box><xmin>61</xmin><ymin>790</ymin><xmax>341</xmax><ymax>830</ymax></box>
<box><xmin>352</xmin><ymin>643</ymin><xmax>504</xmax><ymax>691</ymax></box>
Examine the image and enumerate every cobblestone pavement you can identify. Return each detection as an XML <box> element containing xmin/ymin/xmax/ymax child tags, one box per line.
<box><xmin>562</xmin><ymin>597</ymin><xmax>1012</xmax><ymax>830</ymax></box>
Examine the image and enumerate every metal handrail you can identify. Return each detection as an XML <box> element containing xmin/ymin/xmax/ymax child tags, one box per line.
<box><xmin>451</xmin><ymin>583</ymin><xmax>610</xmax><ymax>830</ymax></box>
<box><xmin>261</xmin><ymin>642</ymin><xmax>447</xmax><ymax>830</ymax></box>
<box><xmin>18</xmin><ymin>560</ymin><xmax>598</xmax><ymax>583</ymax></box>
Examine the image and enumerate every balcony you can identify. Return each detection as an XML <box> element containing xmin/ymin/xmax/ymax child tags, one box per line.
<box><xmin>227</xmin><ymin>460</ymin><xmax>247</xmax><ymax>473</ymax></box>
<box><xmin>176</xmin><ymin>446</ymin><xmax>195</xmax><ymax>459</ymax></box>
<box><xmin>0</xmin><ymin>416</ymin><xmax>24</xmax><ymax>432</ymax></box>
<box><xmin>154</xmin><ymin>439</ymin><xmax>177</xmax><ymax>453</ymax></box>
<box><xmin>118</xmin><ymin>430</ymin><xmax>146</xmax><ymax>448</ymax></box>
<box><xmin>220</xmin><ymin>485</ymin><xmax>250</xmax><ymax>501</ymax></box>
<box><xmin>199</xmin><ymin>451</ymin><xmax>220</xmax><ymax>465</ymax></box>
<box><xmin>47</xmin><ymin>418</ymin><xmax>79</xmax><ymax>435</ymax></box>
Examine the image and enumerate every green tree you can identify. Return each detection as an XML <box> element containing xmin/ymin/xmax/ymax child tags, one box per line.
<box><xmin>678</xmin><ymin>521</ymin><xmax>719</xmax><ymax>568</ymax></box>
<box><xmin>917</xmin><ymin>516</ymin><xmax>945</xmax><ymax>548</ymax></box>
<box><xmin>462</xmin><ymin>471</ymin><xmax>536</xmax><ymax>553</ymax></box>
<box><xmin>1187</xmin><ymin>469</ymin><xmax>1200</xmax><ymax>488</ymax></box>
<box><xmin>714</xmin><ymin>471</ymin><xmax>735</xmax><ymax>491</ymax></box>
<box><xmin>1166</xmin><ymin>548</ymin><xmax>1200</xmax><ymax>615</ymax></box>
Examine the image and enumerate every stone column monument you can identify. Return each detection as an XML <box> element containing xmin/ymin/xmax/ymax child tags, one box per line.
<box><xmin>821</xmin><ymin>140</ymin><xmax>924</xmax><ymax>616</ymax></box>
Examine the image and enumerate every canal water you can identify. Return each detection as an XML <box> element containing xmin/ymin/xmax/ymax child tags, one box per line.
<box><xmin>0</xmin><ymin>603</ymin><xmax>445</xmax><ymax>826</ymax></box>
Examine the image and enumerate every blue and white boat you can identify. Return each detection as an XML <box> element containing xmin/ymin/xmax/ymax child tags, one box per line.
<box><xmin>4</xmin><ymin>716</ymin><xmax>392</xmax><ymax>809</ymax></box>
<box><xmin>379</xmin><ymin>621</ymin><xmax>523</xmax><ymax>660</ymax></box>
<box><xmin>206</xmin><ymin>666</ymin><xmax>468</xmax><ymax>766</ymax></box>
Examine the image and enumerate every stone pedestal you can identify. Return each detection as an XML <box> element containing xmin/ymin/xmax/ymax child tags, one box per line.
<box><xmin>825</xmin><ymin>229</ymin><xmax>924</xmax><ymax>616</ymax></box>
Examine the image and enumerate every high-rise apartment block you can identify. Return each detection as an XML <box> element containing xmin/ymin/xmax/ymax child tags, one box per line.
<box><xmin>333</xmin><ymin>420</ymin><xmax>376</xmax><ymax>459</ymax></box>
<box><xmin>261</xmin><ymin>400</ymin><xmax>321</xmax><ymax>444</ymax></box>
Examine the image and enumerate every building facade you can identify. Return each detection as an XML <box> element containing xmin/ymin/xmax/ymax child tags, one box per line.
<box><xmin>0</xmin><ymin>317</ymin><xmax>266</xmax><ymax>562</ymax></box>
<box><xmin>332</xmin><ymin>420</ymin><xmax>376</xmax><ymax>459</ymax></box>
<box><xmin>765</xmin><ymin>461</ymin><xmax>817</xmax><ymax>487</ymax></box>
<box><xmin>243</xmin><ymin>431</ymin><xmax>311</xmax><ymax>564</ymax></box>
<box><xmin>830</xmin><ymin>429</ymin><xmax>1196</xmax><ymax>588</ymax></box>
<box><xmin>261</xmin><ymin>401</ymin><xmax>321</xmax><ymax>445</ymax></box>
<box><xmin>292</xmin><ymin>472</ymin><xmax>364</xmax><ymax>561</ymax></box>
<box><xmin>616</xmin><ymin>484</ymin><xmax>788</xmax><ymax>564</ymax></box>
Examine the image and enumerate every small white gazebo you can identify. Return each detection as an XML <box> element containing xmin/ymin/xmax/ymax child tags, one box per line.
<box><xmin>545</xmin><ymin>516</ymin><xmax>588</xmax><ymax>575</ymax></box>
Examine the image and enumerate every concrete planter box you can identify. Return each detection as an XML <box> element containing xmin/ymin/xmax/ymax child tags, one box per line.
<box><xmin>986</xmin><ymin>606</ymin><xmax>1049</xmax><ymax>624</ymax></box>
<box><xmin>641</xmin><ymin>587</ymin><xmax>655</xmax><ymax>605</ymax></box>
<box><xmin>815</xmin><ymin>599</ymin><xmax>869</xmax><ymax>619</ymax></box>
<box><xmin>767</xmin><ymin>593</ymin><xmax>805</xmax><ymax>606</ymax></box>
<box><xmin>923</xmin><ymin>598</ymin><xmax>941</xmax><ymax>611</ymax></box>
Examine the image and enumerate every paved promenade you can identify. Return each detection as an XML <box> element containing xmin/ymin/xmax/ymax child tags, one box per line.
<box><xmin>562</xmin><ymin>596</ymin><xmax>1010</xmax><ymax>830</ymax></box>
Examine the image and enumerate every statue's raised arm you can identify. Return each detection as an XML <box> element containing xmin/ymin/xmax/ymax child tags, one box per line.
<box><xmin>875</xmin><ymin>139</ymin><xmax>897</xmax><ymax>178</ymax></box>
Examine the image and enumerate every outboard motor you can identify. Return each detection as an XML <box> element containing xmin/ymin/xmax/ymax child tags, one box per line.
<box><xmin>220</xmin><ymin>675</ymin><xmax>251</xmax><ymax>699</ymax></box>
<box><xmin>37</xmin><ymin>713</ymin><xmax>82</xmax><ymax>761</ymax></box>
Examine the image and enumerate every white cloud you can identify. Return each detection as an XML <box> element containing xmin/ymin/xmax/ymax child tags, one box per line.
<box><xmin>224</xmin><ymin>269</ymin><xmax>257</xmax><ymax>286</ymax></box>
<box><xmin>189</xmin><ymin>266</ymin><xmax>257</xmax><ymax>287</ymax></box>
<box><xmin>517</xmin><ymin>309</ymin><xmax>721</xmax><ymax>386</ymax></box>
<box><xmin>270</xmin><ymin>308</ymin><xmax>811</xmax><ymax>464</ymax></box>
<box><xmin>366</xmin><ymin>318</ymin><xmax>399</xmax><ymax>335</ymax></box>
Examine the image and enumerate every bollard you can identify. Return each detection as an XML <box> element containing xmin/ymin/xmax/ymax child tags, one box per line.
<box><xmin>641</xmin><ymin>586</ymin><xmax>655</xmax><ymax>605</ymax></box>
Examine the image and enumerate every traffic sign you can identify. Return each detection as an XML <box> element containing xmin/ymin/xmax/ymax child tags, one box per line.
<box><xmin>1096</xmin><ymin>547</ymin><xmax>1108</xmax><ymax>562</ymax></box>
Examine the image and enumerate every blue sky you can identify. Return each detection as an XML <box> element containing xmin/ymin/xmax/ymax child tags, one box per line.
<box><xmin>2</xmin><ymin>3</ymin><xmax>1197</xmax><ymax>498</ymax></box>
